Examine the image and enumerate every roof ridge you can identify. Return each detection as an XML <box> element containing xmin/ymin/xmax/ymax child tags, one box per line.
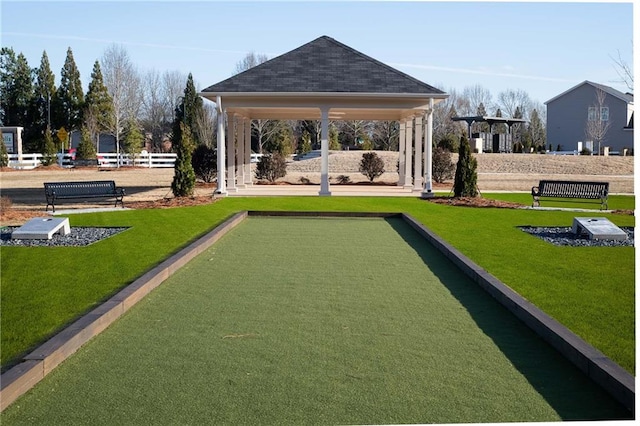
<box><xmin>322</xmin><ymin>36</ymin><xmax>440</xmax><ymax>92</ymax></box>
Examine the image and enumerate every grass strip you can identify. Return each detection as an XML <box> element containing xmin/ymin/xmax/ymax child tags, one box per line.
<box><xmin>1</xmin><ymin>217</ymin><xmax>629</xmax><ymax>424</ymax></box>
<box><xmin>1</xmin><ymin>196</ymin><xmax>634</xmax><ymax>375</ymax></box>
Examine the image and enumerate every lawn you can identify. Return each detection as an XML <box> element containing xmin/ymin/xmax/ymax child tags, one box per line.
<box><xmin>0</xmin><ymin>196</ymin><xmax>635</xmax><ymax>377</ymax></box>
<box><xmin>1</xmin><ymin>216</ymin><xmax>629</xmax><ymax>423</ymax></box>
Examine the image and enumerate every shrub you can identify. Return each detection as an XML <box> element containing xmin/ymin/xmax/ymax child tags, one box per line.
<box><xmin>0</xmin><ymin>196</ymin><xmax>12</xmax><ymax>211</ymax></box>
<box><xmin>76</xmin><ymin>126</ymin><xmax>97</xmax><ymax>160</ymax></box>
<box><xmin>191</xmin><ymin>144</ymin><xmax>217</xmax><ymax>183</ymax></box>
<box><xmin>171</xmin><ymin>123</ymin><xmax>196</xmax><ymax>197</ymax></box>
<box><xmin>255</xmin><ymin>153</ymin><xmax>287</xmax><ymax>183</ymax></box>
<box><xmin>0</xmin><ymin>138</ymin><xmax>8</xmax><ymax>167</ymax></box>
<box><xmin>41</xmin><ymin>128</ymin><xmax>58</xmax><ymax>166</ymax></box>
<box><xmin>336</xmin><ymin>174</ymin><xmax>351</xmax><ymax>184</ymax></box>
<box><xmin>453</xmin><ymin>136</ymin><xmax>478</xmax><ymax>197</ymax></box>
<box><xmin>359</xmin><ymin>152</ymin><xmax>385</xmax><ymax>182</ymax></box>
<box><xmin>299</xmin><ymin>176</ymin><xmax>311</xmax><ymax>184</ymax></box>
<box><xmin>437</xmin><ymin>134</ymin><xmax>459</xmax><ymax>153</ymax></box>
<box><xmin>432</xmin><ymin>147</ymin><xmax>455</xmax><ymax>183</ymax></box>
<box><xmin>580</xmin><ymin>148</ymin><xmax>592</xmax><ymax>156</ymax></box>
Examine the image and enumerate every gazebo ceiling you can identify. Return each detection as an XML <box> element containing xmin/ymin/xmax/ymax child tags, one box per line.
<box><xmin>199</xmin><ymin>36</ymin><xmax>447</xmax><ymax>120</ymax></box>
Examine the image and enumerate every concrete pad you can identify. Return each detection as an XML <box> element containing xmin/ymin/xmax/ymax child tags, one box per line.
<box><xmin>11</xmin><ymin>217</ymin><xmax>70</xmax><ymax>240</ymax></box>
<box><xmin>572</xmin><ymin>217</ymin><xmax>628</xmax><ymax>241</ymax></box>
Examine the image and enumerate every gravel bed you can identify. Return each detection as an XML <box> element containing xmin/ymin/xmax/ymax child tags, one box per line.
<box><xmin>0</xmin><ymin>227</ymin><xmax>129</xmax><ymax>247</ymax></box>
<box><xmin>519</xmin><ymin>226</ymin><xmax>634</xmax><ymax>247</ymax></box>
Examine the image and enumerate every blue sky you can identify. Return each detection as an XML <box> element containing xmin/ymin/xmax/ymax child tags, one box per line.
<box><xmin>1</xmin><ymin>1</ymin><xmax>634</xmax><ymax>106</ymax></box>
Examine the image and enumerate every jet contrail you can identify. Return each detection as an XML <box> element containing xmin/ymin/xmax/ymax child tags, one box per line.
<box><xmin>390</xmin><ymin>62</ymin><xmax>579</xmax><ymax>84</ymax></box>
<box><xmin>2</xmin><ymin>32</ymin><xmax>250</xmax><ymax>55</ymax></box>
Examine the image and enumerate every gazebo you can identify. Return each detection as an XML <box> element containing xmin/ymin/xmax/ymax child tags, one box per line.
<box><xmin>199</xmin><ymin>36</ymin><xmax>448</xmax><ymax>197</ymax></box>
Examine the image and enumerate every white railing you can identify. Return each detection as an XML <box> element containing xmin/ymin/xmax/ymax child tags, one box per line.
<box><xmin>5</xmin><ymin>152</ymin><xmax>176</xmax><ymax>169</ymax></box>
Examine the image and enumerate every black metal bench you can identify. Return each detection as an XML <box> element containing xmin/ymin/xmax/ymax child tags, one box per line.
<box><xmin>44</xmin><ymin>181</ymin><xmax>126</xmax><ymax>213</ymax></box>
<box><xmin>531</xmin><ymin>180</ymin><xmax>609</xmax><ymax>210</ymax></box>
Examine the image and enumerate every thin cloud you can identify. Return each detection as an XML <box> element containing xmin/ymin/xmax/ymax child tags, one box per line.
<box><xmin>390</xmin><ymin>62</ymin><xmax>579</xmax><ymax>84</ymax></box>
<box><xmin>2</xmin><ymin>32</ymin><xmax>249</xmax><ymax>55</ymax></box>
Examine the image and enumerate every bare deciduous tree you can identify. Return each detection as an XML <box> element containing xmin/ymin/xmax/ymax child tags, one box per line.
<box><xmin>371</xmin><ymin>120</ymin><xmax>399</xmax><ymax>151</ymax></box>
<box><xmin>610</xmin><ymin>45</ymin><xmax>633</xmax><ymax>92</ymax></box>
<box><xmin>194</xmin><ymin>102</ymin><xmax>216</xmax><ymax>148</ymax></box>
<box><xmin>585</xmin><ymin>88</ymin><xmax>611</xmax><ymax>155</ymax></box>
<box><xmin>101</xmin><ymin>44</ymin><xmax>141</xmax><ymax>164</ymax></box>
<box><xmin>233</xmin><ymin>52</ymin><xmax>269</xmax><ymax>75</ymax></box>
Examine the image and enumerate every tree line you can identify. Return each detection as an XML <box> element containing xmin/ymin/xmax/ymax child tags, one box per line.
<box><xmin>1</xmin><ymin>46</ymin><xmax>547</xmax><ymax>161</ymax></box>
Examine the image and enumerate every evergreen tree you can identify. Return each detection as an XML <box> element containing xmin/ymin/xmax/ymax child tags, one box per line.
<box><xmin>171</xmin><ymin>122</ymin><xmax>196</xmax><ymax>197</ymax></box>
<box><xmin>53</xmin><ymin>47</ymin><xmax>84</xmax><ymax>140</ymax></box>
<box><xmin>473</xmin><ymin>102</ymin><xmax>490</xmax><ymax>134</ymax></box>
<box><xmin>76</xmin><ymin>126</ymin><xmax>97</xmax><ymax>160</ymax></box>
<box><xmin>41</xmin><ymin>125</ymin><xmax>58</xmax><ymax>166</ymax></box>
<box><xmin>0</xmin><ymin>136</ymin><xmax>8</xmax><ymax>167</ymax></box>
<box><xmin>526</xmin><ymin>109</ymin><xmax>546</xmax><ymax>151</ymax></box>
<box><xmin>453</xmin><ymin>135</ymin><xmax>478</xmax><ymax>197</ymax></box>
<box><xmin>173</xmin><ymin>73</ymin><xmax>203</xmax><ymax>147</ymax></box>
<box><xmin>0</xmin><ymin>49</ymin><xmax>33</xmax><ymax>127</ymax></box>
<box><xmin>33</xmin><ymin>51</ymin><xmax>56</xmax><ymax>129</ymax></box>
<box><xmin>122</xmin><ymin>116</ymin><xmax>144</xmax><ymax>157</ymax></box>
<box><xmin>84</xmin><ymin>60</ymin><xmax>113</xmax><ymax>149</ymax></box>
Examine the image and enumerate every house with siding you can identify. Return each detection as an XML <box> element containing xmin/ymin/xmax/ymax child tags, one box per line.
<box><xmin>545</xmin><ymin>81</ymin><xmax>633</xmax><ymax>154</ymax></box>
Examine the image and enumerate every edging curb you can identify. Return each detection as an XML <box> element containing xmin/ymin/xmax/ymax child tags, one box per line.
<box><xmin>0</xmin><ymin>211</ymin><xmax>247</xmax><ymax>412</ymax></box>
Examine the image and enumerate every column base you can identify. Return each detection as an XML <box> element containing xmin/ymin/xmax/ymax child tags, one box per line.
<box><xmin>421</xmin><ymin>190</ymin><xmax>435</xmax><ymax>199</ymax></box>
<box><xmin>319</xmin><ymin>190</ymin><xmax>332</xmax><ymax>196</ymax></box>
<box><xmin>403</xmin><ymin>184</ymin><xmax>414</xmax><ymax>190</ymax></box>
<box><xmin>214</xmin><ymin>190</ymin><xmax>228</xmax><ymax>196</ymax></box>
<box><xmin>413</xmin><ymin>178</ymin><xmax>424</xmax><ymax>191</ymax></box>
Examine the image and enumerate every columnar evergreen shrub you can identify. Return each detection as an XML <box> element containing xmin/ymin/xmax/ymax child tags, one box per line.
<box><xmin>432</xmin><ymin>147</ymin><xmax>455</xmax><ymax>183</ymax></box>
<box><xmin>359</xmin><ymin>152</ymin><xmax>385</xmax><ymax>182</ymax></box>
<box><xmin>171</xmin><ymin>123</ymin><xmax>196</xmax><ymax>197</ymax></box>
<box><xmin>255</xmin><ymin>153</ymin><xmax>287</xmax><ymax>182</ymax></box>
<box><xmin>0</xmin><ymin>138</ymin><xmax>8</xmax><ymax>167</ymax></box>
<box><xmin>453</xmin><ymin>136</ymin><xmax>478</xmax><ymax>197</ymax></box>
<box><xmin>76</xmin><ymin>126</ymin><xmax>97</xmax><ymax>160</ymax></box>
<box><xmin>191</xmin><ymin>144</ymin><xmax>217</xmax><ymax>183</ymax></box>
<box><xmin>41</xmin><ymin>128</ymin><xmax>58</xmax><ymax>166</ymax></box>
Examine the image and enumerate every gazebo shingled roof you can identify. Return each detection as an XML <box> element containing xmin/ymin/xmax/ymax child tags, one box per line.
<box><xmin>202</xmin><ymin>36</ymin><xmax>445</xmax><ymax>95</ymax></box>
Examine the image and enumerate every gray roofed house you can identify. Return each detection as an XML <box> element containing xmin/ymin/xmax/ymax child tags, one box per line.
<box><xmin>545</xmin><ymin>80</ymin><xmax>634</xmax><ymax>154</ymax></box>
<box><xmin>200</xmin><ymin>35</ymin><xmax>447</xmax><ymax>197</ymax></box>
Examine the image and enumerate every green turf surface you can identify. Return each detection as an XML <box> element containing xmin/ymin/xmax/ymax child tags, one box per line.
<box><xmin>1</xmin><ymin>217</ymin><xmax>629</xmax><ymax>424</ymax></box>
<box><xmin>1</xmin><ymin>196</ymin><xmax>634</xmax><ymax>375</ymax></box>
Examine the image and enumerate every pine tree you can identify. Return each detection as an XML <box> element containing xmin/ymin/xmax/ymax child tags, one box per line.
<box><xmin>0</xmin><ymin>136</ymin><xmax>8</xmax><ymax>167</ymax></box>
<box><xmin>0</xmin><ymin>50</ymin><xmax>33</xmax><ymax>127</ymax></box>
<box><xmin>453</xmin><ymin>135</ymin><xmax>478</xmax><ymax>197</ymax></box>
<box><xmin>77</xmin><ymin>126</ymin><xmax>97</xmax><ymax>160</ymax></box>
<box><xmin>53</xmin><ymin>47</ymin><xmax>84</xmax><ymax>139</ymax></box>
<box><xmin>171</xmin><ymin>122</ymin><xmax>196</xmax><ymax>197</ymax></box>
<box><xmin>123</xmin><ymin>116</ymin><xmax>144</xmax><ymax>157</ymax></box>
<box><xmin>173</xmin><ymin>73</ymin><xmax>203</xmax><ymax>146</ymax></box>
<box><xmin>28</xmin><ymin>51</ymin><xmax>57</xmax><ymax>153</ymax></box>
<box><xmin>84</xmin><ymin>60</ymin><xmax>113</xmax><ymax>149</ymax></box>
<box><xmin>41</xmin><ymin>126</ymin><xmax>58</xmax><ymax>166</ymax></box>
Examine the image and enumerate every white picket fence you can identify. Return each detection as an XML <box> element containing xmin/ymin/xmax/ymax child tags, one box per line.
<box><xmin>6</xmin><ymin>152</ymin><xmax>177</xmax><ymax>169</ymax></box>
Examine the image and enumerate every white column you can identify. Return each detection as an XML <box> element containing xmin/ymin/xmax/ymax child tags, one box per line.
<box><xmin>403</xmin><ymin>117</ymin><xmax>413</xmax><ymax>189</ymax></box>
<box><xmin>226</xmin><ymin>114</ymin><xmax>237</xmax><ymax>192</ymax></box>
<box><xmin>244</xmin><ymin>119</ymin><xmax>252</xmax><ymax>186</ymax></box>
<box><xmin>422</xmin><ymin>99</ymin><xmax>434</xmax><ymax>198</ymax></box>
<box><xmin>398</xmin><ymin>120</ymin><xmax>406</xmax><ymax>186</ymax></box>
<box><xmin>236</xmin><ymin>116</ymin><xmax>245</xmax><ymax>187</ymax></box>
<box><xmin>319</xmin><ymin>107</ymin><xmax>331</xmax><ymax>196</ymax></box>
<box><xmin>413</xmin><ymin>115</ymin><xmax>423</xmax><ymax>191</ymax></box>
<box><xmin>215</xmin><ymin>96</ymin><xmax>227</xmax><ymax>195</ymax></box>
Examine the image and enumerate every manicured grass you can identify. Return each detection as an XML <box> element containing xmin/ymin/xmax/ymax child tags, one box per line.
<box><xmin>1</xmin><ymin>217</ymin><xmax>629</xmax><ymax>423</ymax></box>
<box><xmin>484</xmin><ymin>192</ymin><xmax>635</xmax><ymax>211</ymax></box>
<box><xmin>1</xmin><ymin>196</ymin><xmax>635</xmax><ymax>375</ymax></box>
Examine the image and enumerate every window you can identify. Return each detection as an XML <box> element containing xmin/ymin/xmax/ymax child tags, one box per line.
<box><xmin>600</xmin><ymin>107</ymin><xmax>609</xmax><ymax>121</ymax></box>
<box><xmin>588</xmin><ymin>107</ymin><xmax>597</xmax><ymax>121</ymax></box>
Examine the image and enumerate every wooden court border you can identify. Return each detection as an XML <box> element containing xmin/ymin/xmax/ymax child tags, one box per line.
<box><xmin>1</xmin><ymin>211</ymin><xmax>634</xmax><ymax>413</ymax></box>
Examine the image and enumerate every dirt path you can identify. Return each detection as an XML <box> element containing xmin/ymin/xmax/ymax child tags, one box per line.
<box><xmin>0</xmin><ymin>153</ymin><xmax>634</xmax><ymax>210</ymax></box>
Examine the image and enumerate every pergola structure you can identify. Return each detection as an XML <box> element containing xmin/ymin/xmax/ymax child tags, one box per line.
<box><xmin>199</xmin><ymin>36</ymin><xmax>448</xmax><ymax>197</ymax></box>
<box><xmin>452</xmin><ymin>115</ymin><xmax>528</xmax><ymax>139</ymax></box>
